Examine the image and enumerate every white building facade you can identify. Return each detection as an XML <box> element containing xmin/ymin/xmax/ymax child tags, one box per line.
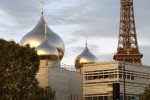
<box><xmin>82</xmin><ymin>61</ymin><xmax>150</xmax><ymax>100</ymax></box>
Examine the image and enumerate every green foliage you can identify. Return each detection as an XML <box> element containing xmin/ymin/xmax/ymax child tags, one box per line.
<box><xmin>0</xmin><ymin>39</ymin><xmax>55</xmax><ymax>100</ymax></box>
<box><xmin>139</xmin><ymin>84</ymin><xmax>150</xmax><ymax>100</ymax></box>
<box><xmin>33</xmin><ymin>86</ymin><xmax>55</xmax><ymax>100</ymax></box>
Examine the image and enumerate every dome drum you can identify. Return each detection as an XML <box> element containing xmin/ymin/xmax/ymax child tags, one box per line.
<box><xmin>75</xmin><ymin>60</ymin><xmax>82</xmax><ymax>69</ymax></box>
<box><xmin>38</xmin><ymin>55</ymin><xmax>59</xmax><ymax>61</ymax></box>
<box><xmin>75</xmin><ymin>60</ymin><xmax>96</xmax><ymax>69</ymax></box>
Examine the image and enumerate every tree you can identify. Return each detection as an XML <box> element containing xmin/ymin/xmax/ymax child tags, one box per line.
<box><xmin>139</xmin><ymin>84</ymin><xmax>150</xmax><ymax>100</ymax></box>
<box><xmin>0</xmin><ymin>39</ymin><xmax>55</xmax><ymax>100</ymax></box>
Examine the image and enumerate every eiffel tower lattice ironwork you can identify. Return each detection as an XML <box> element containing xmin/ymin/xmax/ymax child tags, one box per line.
<box><xmin>113</xmin><ymin>0</ymin><xmax>143</xmax><ymax>64</ymax></box>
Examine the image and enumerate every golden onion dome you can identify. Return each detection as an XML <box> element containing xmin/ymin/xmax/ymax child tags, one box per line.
<box><xmin>20</xmin><ymin>14</ymin><xmax>65</xmax><ymax>60</ymax></box>
<box><xmin>75</xmin><ymin>45</ymin><xmax>98</xmax><ymax>69</ymax></box>
<box><xmin>36</xmin><ymin>35</ymin><xmax>59</xmax><ymax>61</ymax></box>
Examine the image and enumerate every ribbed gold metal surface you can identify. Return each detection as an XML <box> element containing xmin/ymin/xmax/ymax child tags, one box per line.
<box><xmin>36</xmin><ymin>36</ymin><xmax>59</xmax><ymax>60</ymax></box>
<box><xmin>20</xmin><ymin>14</ymin><xmax>65</xmax><ymax>60</ymax></box>
<box><xmin>75</xmin><ymin>46</ymin><xmax>98</xmax><ymax>69</ymax></box>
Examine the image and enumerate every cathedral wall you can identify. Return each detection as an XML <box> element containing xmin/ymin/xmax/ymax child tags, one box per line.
<box><xmin>36</xmin><ymin>60</ymin><xmax>49</xmax><ymax>87</ymax></box>
<box><xmin>36</xmin><ymin>60</ymin><xmax>83</xmax><ymax>100</ymax></box>
<box><xmin>69</xmin><ymin>71</ymin><xmax>83</xmax><ymax>100</ymax></box>
<box><xmin>48</xmin><ymin>67</ymin><xmax>71</xmax><ymax>100</ymax></box>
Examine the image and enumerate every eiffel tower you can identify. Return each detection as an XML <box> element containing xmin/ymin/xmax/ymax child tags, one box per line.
<box><xmin>113</xmin><ymin>0</ymin><xmax>143</xmax><ymax>64</ymax></box>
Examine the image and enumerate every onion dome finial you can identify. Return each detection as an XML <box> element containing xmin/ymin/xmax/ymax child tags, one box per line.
<box><xmin>20</xmin><ymin>2</ymin><xmax>65</xmax><ymax>60</ymax></box>
<box><xmin>85</xmin><ymin>35</ymin><xmax>88</xmax><ymax>46</ymax></box>
<box><xmin>75</xmin><ymin>36</ymin><xmax>98</xmax><ymax>69</ymax></box>
<box><xmin>40</xmin><ymin>0</ymin><xmax>44</xmax><ymax>14</ymax></box>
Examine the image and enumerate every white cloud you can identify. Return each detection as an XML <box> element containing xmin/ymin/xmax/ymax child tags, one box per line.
<box><xmin>0</xmin><ymin>0</ymin><xmax>150</xmax><ymax>66</ymax></box>
<box><xmin>0</xmin><ymin>10</ymin><xmax>6</xmax><ymax>15</ymax></box>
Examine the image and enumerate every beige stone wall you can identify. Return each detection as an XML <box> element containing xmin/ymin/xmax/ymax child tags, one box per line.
<box><xmin>77</xmin><ymin>67</ymin><xmax>83</xmax><ymax>74</ymax></box>
<box><xmin>48</xmin><ymin>68</ymin><xmax>83</xmax><ymax>100</ymax></box>
<box><xmin>83</xmin><ymin>61</ymin><xmax>119</xmax><ymax>71</ymax></box>
<box><xmin>82</xmin><ymin>61</ymin><xmax>150</xmax><ymax>99</ymax></box>
<box><xmin>119</xmin><ymin>62</ymin><xmax>150</xmax><ymax>94</ymax></box>
<box><xmin>36</xmin><ymin>60</ymin><xmax>83</xmax><ymax>100</ymax></box>
<box><xmin>83</xmin><ymin>62</ymin><xmax>119</xmax><ymax>99</ymax></box>
<box><xmin>48</xmin><ymin>67</ymin><xmax>71</xmax><ymax>100</ymax></box>
<box><xmin>69</xmin><ymin>71</ymin><xmax>83</xmax><ymax>100</ymax></box>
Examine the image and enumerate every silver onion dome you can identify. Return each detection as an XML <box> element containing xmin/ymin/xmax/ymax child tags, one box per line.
<box><xmin>20</xmin><ymin>14</ymin><xmax>65</xmax><ymax>60</ymax></box>
<box><xmin>36</xmin><ymin>35</ymin><xmax>59</xmax><ymax>61</ymax></box>
<box><xmin>75</xmin><ymin>45</ymin><xmax>98</xmax><ymax>69</ymax></box>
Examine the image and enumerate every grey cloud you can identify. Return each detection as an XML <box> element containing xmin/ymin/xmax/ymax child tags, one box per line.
<box><xmin>0</xmin><ymin>0</ymin><xmax>38</xmax><ymax>16</ymax></box>
<box><xmin>139</xmin><ymin>45</ymin><xmax>150</xmax><ymax>65</ymax></box>
<box><xmin>0</xmin><ymin>0</ymin><xmax>150</xmax><ymax>65</ymax></box>
<box><xmin>62</xmin><ymin>46</ymin><xmax>83</xmax><ymax>62</ymax></box>
<box><xmin>70</xmin><ymin>28</ymin><xmax>118</xmax><ymax>39</ymax></box>
<box><xmin>87</xmin><ymin>44</ymin><xmax>100</xmax><ymax>54</ymax></box>
<box><xmin>64</xmin><ymin>38</ymin><xmax>78</xmax><ymax>45</ymax></box>
<box><xmin>67</xmin><ymin>46</ymin><xmax>83</xmax><ymax>55</ymax></box>
<box><xmin>97</xmin><ymin>53</ymin><xmax>114</xmax><ymax>62</ymax></box>
<box><xmin>46</xmin><ymin>0</ymin><xmax>120</xmax><ymax>25</ymax></box>
<box><xmin>137</xmin><ymin>26</ymin><xmax>150</xmax><ymax>41</ymax></box>
<box><xmin>97</xmin><ymin>45</ymin><xmax>150</xmax><ymax>65</ymax></box>
<box><xmin>64</xmin><ymin>44</ymin><xmax>100</xmax><ymax>60</ymax></box>
<box><xmin>0</xmin><ymin>0</ymin><xmax>39</xmax><ymax>37</ymax></box>
<box><xmin>48</xmin><ymin>0</ymin><xmax>120</xmax><ymax>38</ymax></box>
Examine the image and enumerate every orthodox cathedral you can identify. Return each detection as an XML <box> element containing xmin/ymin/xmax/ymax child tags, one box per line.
<box><xmin>19</xmin><ymin>1</ymin><xmax>150</xmax><ymax>100</ymax></box>
<box><xmin>20</xmin><ymin>5</ymin><xmax>83</xmax><ymax>100</ymax></box>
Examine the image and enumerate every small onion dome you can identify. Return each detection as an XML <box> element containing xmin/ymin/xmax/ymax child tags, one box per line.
<box><xmin>36</xmin><ymin>36</ymin><xmax>59</xmax><ymax>61</ymax></box>
<box><xmin>75</xmin><ymin>46</ymin><xmax>98</xmax><ymax>69</ymax></box>
<box><xmin>20</xmin><ymin>14</ymin><xmax>65</xmax><ymax>60</ymax></box>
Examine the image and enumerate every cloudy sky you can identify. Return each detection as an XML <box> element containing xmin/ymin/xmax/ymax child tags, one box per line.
<box><xmin>0</xmin><ymin>0</ymin><xmax>150</xmax><ymax>67</ymax></box>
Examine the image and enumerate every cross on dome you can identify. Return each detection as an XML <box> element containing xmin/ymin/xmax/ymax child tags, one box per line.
<box><xmin>40</xmin><ymin>0</ymin><xmax>45</xmax><ymax>14</ymax></box>
<box><xmin>85</xmin><ymin>35</ymin><xmax>88</xmax><ymax>46</ymax></box>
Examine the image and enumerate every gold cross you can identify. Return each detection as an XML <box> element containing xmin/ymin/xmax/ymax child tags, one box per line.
<box><xmin>40</xmin><ymin>0</ymin><xmax>45</xmax><ymax>14</ymax></box>
<box><xmin>85</xmin><ymin>35</ymin><xmax>88</xmax><ymax>46</ymax></box>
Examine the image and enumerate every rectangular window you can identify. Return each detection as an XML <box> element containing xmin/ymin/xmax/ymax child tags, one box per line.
<box><xmin>88</xmin><ymin>76</ymin><xmax>93</xmax><ymax>80</ymax></box>
<box><xmin>131</xmin><ymin>76</ymin><xmax>134</xmax><ymax>80</ymax></box>
<box><xmin>127</xmin><ymin>75</ymin><xmax>130</xmax><ymax>79</ymax></box>
<box><xmin>104</xmin><ymin>75</ymin><xmax>108</xmax><ymax>79</ymax></box>
<box><xmin>46</xmin><ymin>61</ymin><xmax>48</xmax><ymax>66</ymax></box>
<box><xmin>128</xmin><ymin>96</ymin><xmax>132</xmax><ymax>100</ymax></box>
<box><xmin>71</xmin><ymin>95</ymin><xmax>72</xmax><ymax>100</ymax></box>
<box><xmin>99</xmin><ymin>75</ymin><xmax>103</xmax><ymax>79</ymax></box>
<box><xmin>93</xmin><ymin>76</ymin><xmax>99</xmax><ymax>80</ymax></box>
<box><xmin>104</xmin><ymin>96</ymin><xmax>108</xmax><ymax>100</ymax></box>
<box><xmin>84</xmin><ymin>97</ymin><xmax>88</xmax><ymax>100</ymax></box>
<box><xmin>146</xmin><ymin>78</ymin><xmax>150</xmax><ymax>82</ymax></box>
<box><xmin>74</xmin><ymin>95</ymin><xmax>75</xmax><ymax>100</ymax></box>
<box><xmin>109</xmin><ymin>74</ymin><xmax>114</xmax><ymax>78</ymax></box>
<box><xmin>85</xmin><ymin>76</ymin><xmax>88</xmax><ymax>80</ymax></box>
<box><xmin>93</xmin><ymin>97</ymin><xmax>97</xmax><ymax>100</ymax></box>
<box><xmin>87</xmin><ymin>97</ymin><xmax>92</xmax><ymax>100</ymax></box>
<box><xmin>98</xmin><ymin>96</ymin><xmax>103</xmax><ymax>100</ymax></box>
<box><xmin>134</xmin><ymin>76</ymin><xmax>139</xmax><ymax>80</ymax></box>
<box><xmin>119</xmin><ymin>74</ymin><xmax>122</xmax><ymax>78</ymax></box>
<box><xmin>115</xmin><ymin>74</ymin><xmax>117</xmax><ymax>78</ymax></box>
<box><xmin>139</xmin><ymin>77</ymin><xmax>143</xmax><ymax>81</ymax></box>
